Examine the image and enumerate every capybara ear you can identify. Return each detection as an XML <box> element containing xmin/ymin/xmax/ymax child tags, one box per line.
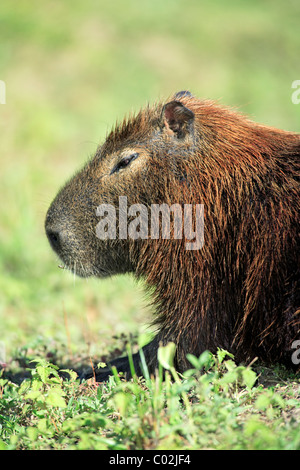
<box><xmin>162</xmin><ymin>100</ymin><xmax>195</xmax><ymax>139</ymax></box>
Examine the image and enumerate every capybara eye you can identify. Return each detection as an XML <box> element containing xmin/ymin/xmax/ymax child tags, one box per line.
<box><xmin>111</xmin><ymin>152</ymin><xmax>139</xmax><ymax>175</ymax></box>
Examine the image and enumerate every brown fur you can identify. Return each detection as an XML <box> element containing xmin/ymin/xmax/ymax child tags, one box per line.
<box><xmin>45</xmin><ymin>91</ymin><xmax>300</xmax><ymax>379</ymax></box>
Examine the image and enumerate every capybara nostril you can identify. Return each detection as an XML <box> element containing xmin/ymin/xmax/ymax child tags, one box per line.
<box><xmin>46</xmin><ymin>228</ymin><xmax>62</xmax><ymax>254</ymax></box>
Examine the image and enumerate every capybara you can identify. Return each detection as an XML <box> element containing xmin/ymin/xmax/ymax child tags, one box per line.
<box><xmin>45</xmin><ymin>91</ymin><xmax>300</xmax><ymax>380</ymax></box>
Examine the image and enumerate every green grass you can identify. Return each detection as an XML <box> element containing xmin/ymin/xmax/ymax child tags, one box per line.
<box><xmin>0</xmin><ymin>0</ymin><xmax>299</xmax><ymax>451</ymax></box>
<box><xmin>1</xmin><ymin>345</ymin><xmax>299</xmax><ymax>450</ymax></box>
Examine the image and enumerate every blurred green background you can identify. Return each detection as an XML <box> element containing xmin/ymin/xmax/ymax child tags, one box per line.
<box><xmin>0</xmin><ymin>0</ymin><xmax>299</xmax><ymax>357</ymax></box>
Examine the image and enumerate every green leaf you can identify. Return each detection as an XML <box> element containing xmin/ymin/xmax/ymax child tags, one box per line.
<box><xmin>36</xmin><ymin>365</ymin><xmax>51</xmax><ymax>383</ymax></box>
<box><xmin>217</xmin><ymin>348</ymin><xmax>234</xmax><ymax>364</ymax></box>
<box><xmin>187</xmin><ymin>350</ymin><xmax>214</xmax><ymax>371</ymax></box>
<box><xmin>61</xmin><ymin>369</ymin><xmax>78</xmax><ymax>381</ymax></box>
<box><xmin>242</xmin><ymin>368</ymin><xmax>257</xmax><ymax>389</ymax></box>
<box><xmin>97</xmin><ymin>362</ymin><xmax>107</xmax><ymax>369</ymax></box>
<box><xmin>221</xmin><ymin>369</ymin><xmax>238</xmax><ymax>384</ymax></box>
<box><xmin>24</xmin><ymin>390</ymin><xmax>43</xmax><ymax>401</ymax></box>
<box><xmin>0</xmin><ymin>439</ymin><xmax>7</xmax><ymax>450</ymax></box>
<box><xmin>186</xmin><ymin>354</ymin><xmax>200</xmax><ymax>369</ymax></box>
<box><xmin>113</xmin><ymin>392</ymin><xmax>131</xmax><ymax>415</ymax></box>
<box><xmin>255</xmin><ymin>393</ymin><xmax>271</xmax><ymax>410</ymax></box>
<box><xmin>0</xmin><ymin>379</ymin><xmax>8</xmax><ymax>388</ymax></box>
<box><xmin>45</xmin><ymin>388</ymin><xmax>66</xmax><ymax>408</ymax></box>
<box><xmin>37</xmin><ymin>418</ymin><xmax>49</xmax><ymax>434</ymax></box>
<box><xmin>157</xmin><ymin>342</ymin><xmax>176</xmax><ymax>370</ymax></box>
<box><xmin>26</xmin><ymin>427</ymin><xmax>38</xmax><ymax>442</ymax></box>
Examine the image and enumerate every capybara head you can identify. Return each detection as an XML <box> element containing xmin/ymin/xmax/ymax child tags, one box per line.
<box><xmin>45</xmin><ymin>90</ymin><xmax>201</xmax><ymax>278</ymax></box>
<box><xmin>45</xmin><ymin>91</ymin><xmax>300</xmax><ymax>377</ymax></box>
